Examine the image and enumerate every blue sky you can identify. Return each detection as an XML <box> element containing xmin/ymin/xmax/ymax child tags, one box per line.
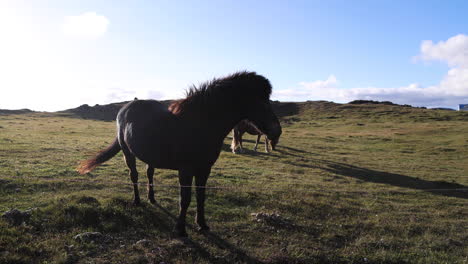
<box><xmin>1</xmin><ymin>0</ymin><xmax>468</xmax><ymax>110</ymax></box>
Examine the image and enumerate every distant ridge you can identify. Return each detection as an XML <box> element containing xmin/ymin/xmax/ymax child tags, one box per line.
<box><xmin>56</xmin><ymin>99</ymin><xmax>468</xmax><ymax>122</ymax></box>
<box><xmin>0</xmin><ymin>109</ymin><xmax>34</xmax><ymax>115</ymax></box>
<box><xmin>348</xmin><ymin>100</ymin><xmax>412</xmax><ymax>107</ymax></box>
<box><xmin>59</xmin><ymin>102</ymin><xmax>130</xmax><ymax>121</ymax></box>
<box><xmin>2</xmin><ymin>100</ymin><xmax>467</xmax><ymax>122</ymax></box>
<box><xmin>58</xmin><ymin>100</ymin><xmax>174</xmax><ymax>121</ymax></box>
<box><xmin>431</xmin><ymin>107</ymin><xmax>456</xmax><ymax>111</ymax></box>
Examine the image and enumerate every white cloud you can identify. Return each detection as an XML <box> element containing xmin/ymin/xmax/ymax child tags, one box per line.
<box><xmin>418</xmin><ymin>34</ymin><xmax>468</xmax><ymax>68</ymax></box>
<box><xmin>274</xmin><ymin>78</ymin><xmax>431</xmax><ymax>105</ymax></box>
<box><xmin>274</xmin><ymin>75</ymin><xmax>339</xmax><ymax>100</ymax></box>
<box><xmin>62</xmin><ymin>12</ymin><xmax>109</xmax><ymax>39</ymax></box>
<box><xmin>274</xmin><ymin>34</ymin><xmax>468</xmax><ymax>108</ymax></box>
<box><xmin>299</xmin><ymin>75</ymin><xmax>338</xmax><ymax>90</ymax></box>
<box><xmin>94</xmin><ymin>86</ymin><xmax>183</xmax><ymax>105</ymax></box>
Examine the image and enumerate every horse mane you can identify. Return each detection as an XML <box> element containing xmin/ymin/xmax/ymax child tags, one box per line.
<box><xmin>169</xmin><ymin>71</ymin><xmax>272</xmax><ymax>115</ymax></box>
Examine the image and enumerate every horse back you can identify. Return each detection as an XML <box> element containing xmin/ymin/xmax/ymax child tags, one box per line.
<box><xmin>235</xmin><ymin>119</ymin><xmax>263</xmax><ymax>136</ymax></box>
<box><xmin>117</xmin><ymin>100</ymin><xmax>171</xmax><ymax>124</ymax></box>
<box><xmin>116</xmin><ymin>99</ymin><xmax>225</xmax><ymax>170</ymax></box>
<box><xmin>117</xmin><ymin>100</ymin><xmax>178</xmax><ymax>168</ymax></box>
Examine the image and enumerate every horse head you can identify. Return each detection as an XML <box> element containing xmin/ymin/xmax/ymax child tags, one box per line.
<box><xmin>246</xmin><ymin>100</ymin><xmax>282</xmax><ymax>150</ymax></box>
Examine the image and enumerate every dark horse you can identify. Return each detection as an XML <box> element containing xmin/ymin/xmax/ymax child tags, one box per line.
<box><xmin>77</xmin><ymin>71</ymin><xmax>282</xmax><ymax>237</ymax></box>
<box><xmin>231</xmin><ymin>119</ymin><xmax>274</xmax><ymax>153</ymax></box>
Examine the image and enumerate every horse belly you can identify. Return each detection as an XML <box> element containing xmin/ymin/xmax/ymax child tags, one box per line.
<box><xmin>145</xmin><ymin>144</ymin><xmax>178</xmax><ymax>170</ymax></box>
<box><xmin>129</xmin><ymin>137</ymin><xmax>177</xmax><ymax>169</ymax></box>
<box><xmin>245</xmin><ymin>126</ymin><xmax>261</xmax><ymax>135</ymax></box>
<box><xmin>124</xmin><ymin>126</ymin><xmax>178</xmax><ymax>170</ymax></box>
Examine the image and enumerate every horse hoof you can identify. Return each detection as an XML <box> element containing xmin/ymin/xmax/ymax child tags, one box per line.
<box><xmin>197</xmin><ymin>225</ymin><xmax>210</xmax><ymax>233</ymax></box>
<box><xmin>133</xmin><ymin>199</ymin><xmax>141</xmax><ymax>206</ymax></box>
<box><xmin>173</xmin><ymin>229</ymin><xmax>188</xmax><ymax>238</ymax></box>
<box><xmin>173</xmin><ymin>223</ymin><xmax>188</xmax><ymax>237</ymax></box>
<box><xmin>148</xmin><ymin>196</ymin><xmax>156</xmax><ymax>204</ymax></box>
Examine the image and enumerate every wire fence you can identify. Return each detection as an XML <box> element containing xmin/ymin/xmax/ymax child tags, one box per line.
<box><xmin>7</xmin><ymin>175</ymin><xmax>468</xmax><ymax>195</ymax></box>
<box><xmin>2</xmin><ymin>133</ymin><xmax>467</xmax><ymax>196</ymax></box>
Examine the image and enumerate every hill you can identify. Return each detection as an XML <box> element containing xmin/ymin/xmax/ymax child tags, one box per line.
<box><xmin>2</xmin><ymin>100</ymin><xmax>467</xmax><ymax>123</ymax></box>
<box><xmin>0</xmin><ymin>100</ymin><xmax>467</xmax><ymax>263</ymax></box>
<box><xmin>55</xmin><ymin>100</ymin><xmax>468</xmax><ymax>123</ymax></box>
<box><xmin>0</xmin><ymin>108</ymin><xmax>34</xmax><ymax>115</ymax></box>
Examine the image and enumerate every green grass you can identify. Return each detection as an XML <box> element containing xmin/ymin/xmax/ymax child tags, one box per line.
<box><xmin>0</xmin><ymin>104</ymin><xmax>467</xmax><ymax>264</ymax></box>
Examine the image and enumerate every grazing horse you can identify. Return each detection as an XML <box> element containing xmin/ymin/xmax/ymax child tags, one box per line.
<box><xmin>231</xmin><ymin>119</ymin><xmax>274</xmax><ymax>153</ymax></box>
<box><xmin>77</xmin><ymin>71</ymin><xmax>282</xmax><ymax>237</ymax></box>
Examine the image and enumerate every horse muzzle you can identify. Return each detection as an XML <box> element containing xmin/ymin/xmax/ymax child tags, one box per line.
<box><xmin>267</xmin><ymin>124</ymin><xmax>282</xmax><ymax>151</ymax></box>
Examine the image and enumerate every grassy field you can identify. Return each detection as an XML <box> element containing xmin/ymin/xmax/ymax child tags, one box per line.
<box><xmin>0</xmin><ymin>102</ymin><xmax>467</xmax><ymax>263</ymax></box>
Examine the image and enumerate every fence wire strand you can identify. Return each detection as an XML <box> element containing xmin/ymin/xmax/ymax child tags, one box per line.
<box><xmin>9</xmin><ymin>175</ymin><xmax>468</xmax><ymax>195</ymax></box>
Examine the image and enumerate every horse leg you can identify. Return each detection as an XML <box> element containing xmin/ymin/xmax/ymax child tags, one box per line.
<box><xmin>195</xmin><ymin>167</ymin><xmax>211</xmax><ymax>231</ymax></box>
<box><xmin>231</xmin><ymin>133</ymin><xmax>238</xmax><ymax>154</ymax></box>
<box><xmin>265</xmin><ymin>135</ymin><xmax>271</xmax><ymax>153</ymax></box>
<box><xmin>238</xmin><ymin>132</ymin><xmax>244</xmax><ymax>153</ymax></box>
<box><xmin>146</xmin><ymin>165</ymin><xmax>156</xmax><ymax>204</ymax></box>
<box><xmin>254</xmin><ymin>134</ymin><xmax>261</xmax><ymax>151</ymax></box>
<box><xmin>123</xmin><ymin>152</ymin><xmax>140</xmax><ymax>205</ymax></box>
<box><xmin>232</xmin><ymin>129</ymin><xmax>242</xmax><ymax>154</ymax></box>
<box><xmin>174</xmin><ymin>169</ymin><xmax>193</xmax><ymax>237</ymax></box>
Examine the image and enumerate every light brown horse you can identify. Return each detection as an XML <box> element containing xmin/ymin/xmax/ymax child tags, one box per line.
<box><xmin>231</xmin><ymin>119</ymin><xmax>273</xmax><ymax>153</ymax></box>
<box><xmin>77</xmin><ymin>71</ymin><xmax>282</xmax><ymax>237</ymax></box>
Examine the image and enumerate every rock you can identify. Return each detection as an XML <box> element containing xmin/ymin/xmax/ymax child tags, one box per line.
<box><xmin>251</xmin><ymin>212</ymin><xmax>294</xmax><ymax>229</ymax></box>
<box><xmin>64</xmin><ymin>245</ymin><xmax>74</xmax><ymax>252</ymax></box>
<box><xmin>134</xmin><ymin>239</ymin><xmax>153</xmax><ymax>248</ymax></box>
<box><xmin>73</xmin><ymin>232</ymin><xmax>107</xmax><ymax>243</ymax></box>
<box><xmin>0</xmin><ymin>179</ymin><xmax>10</xmax><ymax>184</ymax></box>
<box><xmin>447</xmin><ymin>239</ymin><xmax>463</xmax><ymax>247</ymax></box>
<box><xmin>2</xmin><ymin>208</ymin><xmax>32</xmax><ymax>226</ymax></box>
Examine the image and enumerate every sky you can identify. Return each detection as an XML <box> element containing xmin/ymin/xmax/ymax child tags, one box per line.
<box><xmin>1</xmin><ymin>0</ymin><xmax>468</xmax><ymax>111</ymax></box>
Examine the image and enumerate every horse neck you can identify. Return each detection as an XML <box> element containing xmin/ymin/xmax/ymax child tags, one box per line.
<box><xmin>214</xmin><ymin>110</ymin><xmax>244</xmax><ymax>140</ymax></box>
<box><xmin>182</xmin><ymin>103</ymin><xmax>244</xmax><ymax>141</ymax></box>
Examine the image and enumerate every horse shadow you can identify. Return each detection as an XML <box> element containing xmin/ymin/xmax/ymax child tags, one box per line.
<box><xmin>274</xmin><ymin>147</ymin><xmax>318</xmax><ymax>158</ymax></box>
<box><xmin>223</xmin><ymin>139</ymin><xmax>467</xmax><ymax>199</ymax></box>
<box><xmin>321</xmin><ymin>161</ymin><xmax>468</xmax><ymax>199</ymax></box>
<box><xmin>278</xmin><ymin>148</ymin><xmax>467</xmax><ymax>199</ymax></box>
<box><xmin>221</xmin><ymin>140</ymin><xmax>270</xmax><ymax>156</ymax></box>
<box><xmin>152</xmin><ymin>202</ymin><xmax>262</xmax><ymax>264</ymax></box>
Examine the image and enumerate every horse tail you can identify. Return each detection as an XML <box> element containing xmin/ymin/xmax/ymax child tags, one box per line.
<box><xmin>77</xmin><ymin>138</ymin><xmax>121</xmax><ymax>174</ymax></box>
